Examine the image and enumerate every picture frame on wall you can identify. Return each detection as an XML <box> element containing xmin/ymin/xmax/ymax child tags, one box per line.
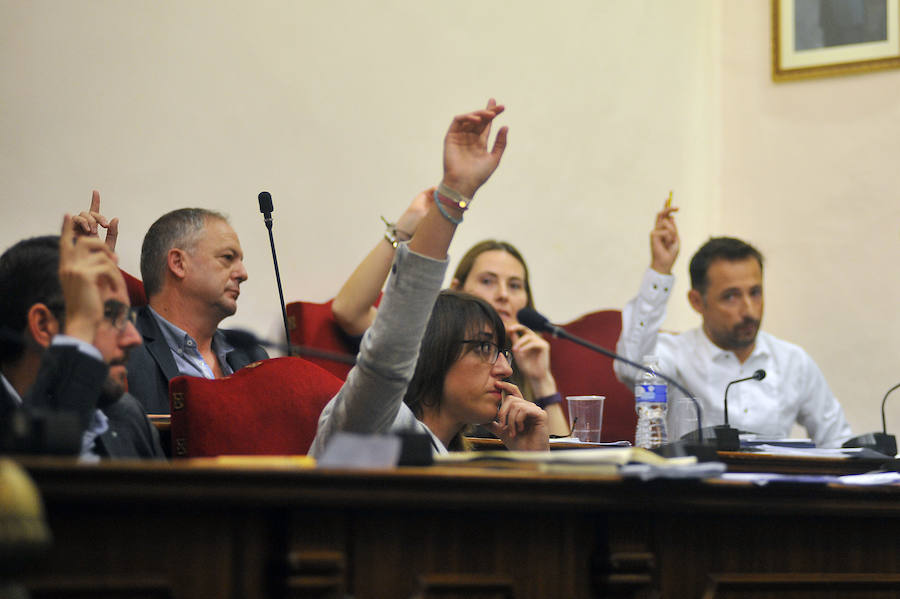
<box><xmin>772</xmin><ymin>0</ymin><xmax>900</xmax><ymax>81</ymax></box>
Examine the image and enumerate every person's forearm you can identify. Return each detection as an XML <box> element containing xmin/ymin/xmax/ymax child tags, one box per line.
<box><xmin>614</xmin><ymin>268</ymin><xmax>672</xmax><ymax>385</ymax></box>
<box><xmin>407</xmin><ymin>194</ymin><xmax>462</xmax><ymax>261</ymax></box>
<box><xmin>528</xmin><ymin>373</ymin><xmax>567</xmax><ymax>437</ymax></box>
<box><xmin>62</xmin><ymin>316</ymin><xmax>98</xmax><ymax>345</ymax></box>
<box><xmin>332</xmin><ymin>240</ymin><xmax>395</xmax><ymax>336</ymax></box>
<box><xmin>529</xmin><ymin>371</ymin><xmax>557</xmax><ymax>398</ymax></box>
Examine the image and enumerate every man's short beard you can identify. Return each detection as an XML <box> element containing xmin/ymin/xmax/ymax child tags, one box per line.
<box><xmin>100</xmin><ymin>349</ymin><xmax>132</xmax><ymax>408</ymax></box>
<box><xmin>720</xmin><ymin>318</ymin><xmax>760</xmax><ymax>350</ymax></box>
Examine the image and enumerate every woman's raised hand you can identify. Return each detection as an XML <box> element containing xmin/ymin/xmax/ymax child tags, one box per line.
<box><xmin>441</xmin><ymin>98</ymin><xmax>508</xmax><ymax>199</ymax></box>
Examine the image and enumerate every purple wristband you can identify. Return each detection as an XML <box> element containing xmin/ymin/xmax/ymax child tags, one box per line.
<box><xmin>535</xmin><ymin>392</ymin><xmax>562</xmax><ymax>409</ymax></box>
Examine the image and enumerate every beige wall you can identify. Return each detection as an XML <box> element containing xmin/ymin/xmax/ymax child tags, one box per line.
<box><xmin>1</xmin><ymin>1</ymin><xmax>896</xmax><ymax>438</ymax></box>
<box><xmin>720</xmin><ymin>2</ymin><xmax>900</xmax><ymax>437</ymax></box>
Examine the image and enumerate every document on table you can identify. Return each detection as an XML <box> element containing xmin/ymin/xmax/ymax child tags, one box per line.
<box><xmin>749</xmin><ymin>445</ymin><xmax>866</xmax><ymax>458</ymax></box>
<box><xmin>549</xmin><ymin>437</ymin><xmax>631</xmax><ymax>446</ymax></box>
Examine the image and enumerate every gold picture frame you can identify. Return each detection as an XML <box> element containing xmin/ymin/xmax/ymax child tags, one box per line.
<box><xmin>772</xmin><ymin>0</ymin><xmax>900</xmax><ymax>81</ymax></box>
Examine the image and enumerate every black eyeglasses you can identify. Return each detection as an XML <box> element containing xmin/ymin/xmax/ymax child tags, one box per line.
<box><xmin>103</xmin><ymin>299</ymin><xmax>136</xmax><ymax>333</ymax></box>
<box><xmin>460</xmin><ymin>339</ymin><xmax>513</xmax><ymax>366</ymax></box>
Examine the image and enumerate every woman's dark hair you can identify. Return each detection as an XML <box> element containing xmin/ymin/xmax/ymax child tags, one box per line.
<box><xmin>451</xmin><ymin>240</ymin><xmax>535</xmax><ymax>311</ymax></box>
<box><xmin>403</xmin><ymin>290</ymin><xmax>508</xmax><ymax>439</ymax></box>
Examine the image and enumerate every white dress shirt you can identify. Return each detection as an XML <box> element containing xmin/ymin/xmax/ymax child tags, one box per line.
<box><xmin>614</xmin><ymin>269</ymin><xmax>852</xmax><ymax>448</ymax></box>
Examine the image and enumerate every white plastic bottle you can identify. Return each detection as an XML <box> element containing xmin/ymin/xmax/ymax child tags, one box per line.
<box><xmin>634</xmin><ymin>355</ymin><xmax>668</xmax><ymax>449</ymax></box>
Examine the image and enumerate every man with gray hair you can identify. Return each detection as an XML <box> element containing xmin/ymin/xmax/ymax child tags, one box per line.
<box><xmin>75</xmin><ymin>194</ymin><xmax>270</xmax><ymax>414</ymax></box>
<box><xmin>125</xmin><ymin>207</ymin><xmax>268</xmax><ymax>414</ymax></box>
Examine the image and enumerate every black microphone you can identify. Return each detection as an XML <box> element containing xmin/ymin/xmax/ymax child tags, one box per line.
<box><xmin>517</xmin><ymin>307</ymin><xmax>718</xmax><ymax>457</ymax></box>
<box><xmin>723</xmin><ymin>369</ymin><xmax>766</xmax><ymax>426</ymax></box>
<box><xmin>226</xmin><ymin>329</ymin><xmax>356</xmax><ymax>366</ymax></box>
<box><xmin>693</xmin><ymin>369</ymin><xmax>766</xmax><ymax>452</ymax></box>
<box><xmin>842</xmin><ymin>382</ymin><xmax>900</xmax><ymax>457</ymax></box>
<box><xmin>258</xmin><ymin>191</ymin><xmax>291</xmax><ymax>356</ymax></box>
<box><xmin>259</xmin><ymin>190</ymin><xmax>274</xmax><ymax>226</ymax></box>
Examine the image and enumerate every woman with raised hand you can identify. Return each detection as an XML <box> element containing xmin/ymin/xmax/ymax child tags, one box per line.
<box><xmin>310</xmin><ymin>101</ymin><xmax>548</xmax><ymax>456</ymax></box>
<box><xmin>332</xmin><ymin>211</ymin><xmax>568</xmax><ymax>436</ymax></box>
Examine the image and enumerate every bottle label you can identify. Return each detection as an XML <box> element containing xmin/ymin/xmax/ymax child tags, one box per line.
<box><xmin>635</xmin><ymin>384</ymin><xmax>667</xmax><ymax>404</ymax></box>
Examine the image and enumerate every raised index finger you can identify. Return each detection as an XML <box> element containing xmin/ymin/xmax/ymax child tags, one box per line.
<box><xmin>90</xmin><ymin>189</ymin><xmax>101</xmax><ymax>213</ymax></box>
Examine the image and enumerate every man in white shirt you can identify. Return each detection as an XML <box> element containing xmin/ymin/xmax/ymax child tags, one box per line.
<box><xmin>614</xmin><ymin>203</ymin><xmax>852</xmax><ymax>447</ymax></box>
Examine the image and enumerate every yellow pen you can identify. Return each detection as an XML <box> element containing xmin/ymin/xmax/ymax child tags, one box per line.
<box><xmin>665</xmin><ymin>190</ymin><xmax>673</xmax><ymax>209</ymax></box>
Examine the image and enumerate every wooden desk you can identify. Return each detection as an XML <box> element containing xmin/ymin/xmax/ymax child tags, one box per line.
<box><xmin>17</xmin><ymin>458</ymin><xmax>900</xmax><ymax>599</ymax></box>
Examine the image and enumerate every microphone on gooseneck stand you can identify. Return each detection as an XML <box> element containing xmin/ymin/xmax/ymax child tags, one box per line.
<box><xmin>723</xmin><ymin>369</ymin><xmax>766</xmax><ymax>426</ymax></box>
<box><xmin>516</xmin><ymin>307</ymin><xmax>716</xmax><ymax>459</ymax></box>
<box><xmin>258</xmin><ymin>191</ymin><xmax>292</xmax><ymax>356</ymax></box>
<box><xmin>691</xmin><ymin>369</ymin><xmax>768</xmax><ymax>451</ymax></box>
<box><xmin>842</xmin><ymin>382</ymin><xmax>900</xmax><ymax>457</ymax></box>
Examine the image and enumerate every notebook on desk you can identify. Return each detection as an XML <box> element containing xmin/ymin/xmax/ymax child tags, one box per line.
<box><xmin>739</xmin><ymin>435</ymin><xmax>815</xmax><ymax>449</ymax></box>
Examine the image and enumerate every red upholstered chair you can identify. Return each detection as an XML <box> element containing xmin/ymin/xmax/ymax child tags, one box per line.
<box><xmin>120</xmin><ymin>269</ymin><xmax>147</xmax><ymax>307</ymax></box>
<box><xmin>546</xmin><ymin>310</ymin><xmax>636</xmax><ymax>444</ymax></box>
<box><xmin>286</xmin><ymin>299</ymin><xmax>359</xmax><ymax>380</ymax></box>
<box><xmin>168</xmin><ymin>356</ymin><xmax>343</xmax><ymax>457</ymax></box>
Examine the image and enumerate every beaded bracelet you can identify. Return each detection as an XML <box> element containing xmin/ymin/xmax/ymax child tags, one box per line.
<box><xmin>433</xmin><ymin>189</ymin><xmax>463</xmax><ymax>225</ymax></box>
<box><xmin>436</xmin><ymin>182</ymin><xmax>471</xmax><ymax>210</ymax></box>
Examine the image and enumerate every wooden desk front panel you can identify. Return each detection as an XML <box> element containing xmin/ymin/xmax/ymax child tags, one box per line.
<box><xmin>290</xmin><ymin>507</ymin><xmax>604</xmax><ymax>599</ymax></box>
<box><xmin>25</xmin><ymin>500</ymin><xmax>273</xmax><ymax>599</ymax></box>
<box><xmin>19</xmin><ymin>461</ymin><xmax>900</xmax><ymax>599</ymax></box>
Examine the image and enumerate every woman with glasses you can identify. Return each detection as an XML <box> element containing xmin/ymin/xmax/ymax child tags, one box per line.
<box><xmin>310</xmin><ymin>101</ymin><xmax>548</xmax><ymax>456</ymax></box>
<box><xmin>332</xmin><ymin>228</ymin><xmax>568</xmax><ymax>438</ymax></box>
<box><xmin>447</xmin><ymin>241</ymin><xmax>568</xmax><ymax>436</ymax></box>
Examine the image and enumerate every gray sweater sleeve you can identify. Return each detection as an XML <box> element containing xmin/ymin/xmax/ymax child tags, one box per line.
<box><xmin>309</xmin><ymin>243</ymin><xmax>448</xmax><ymax>457</ymax></box>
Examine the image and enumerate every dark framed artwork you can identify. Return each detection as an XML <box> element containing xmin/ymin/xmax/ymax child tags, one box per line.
<box><xmin>772</xmin><ymin>0</ymin><xmax>900</xmax><ymax>80</ymax></box>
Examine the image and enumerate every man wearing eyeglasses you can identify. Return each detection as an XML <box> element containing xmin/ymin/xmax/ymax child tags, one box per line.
<box><xmin>0</xmin><ymin>218</ymin><xmax>164</xmax><ymax>459</ymax></box>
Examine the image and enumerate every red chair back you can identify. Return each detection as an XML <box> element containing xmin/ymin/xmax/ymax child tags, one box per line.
<box><xmin>168</xmin><ymin>356</ymin><xmax>343</xmax><ymax>457</ymax></box>
<box><xmin>546</xmin><ymin>310</ymin><xmax>636</xmax><ymax>443</ymax></box>
<box><xmin>286</xmin><ymin>299</ymin><xmax>358</xmax><ymax>380</ymax></box>
<box><xmin>121</xmin><ymin>269</ymin><xmax>147</xmax><ymax>307</ymax></box>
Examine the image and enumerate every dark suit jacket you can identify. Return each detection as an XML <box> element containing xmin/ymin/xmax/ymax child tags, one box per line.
<box><xmin>96</xmin><ymin>392</ymin><xmax>166</xmax><ymax>459</ymax></box>
<box><xmin>127</xmin><ymin>306</ymin><xmax>269</xmax><ymax>414</ymax></box>
<box><xmin>1</xmin><ymin>345</ymin><xmax>108</xmax><ymax>455</ymax></box>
